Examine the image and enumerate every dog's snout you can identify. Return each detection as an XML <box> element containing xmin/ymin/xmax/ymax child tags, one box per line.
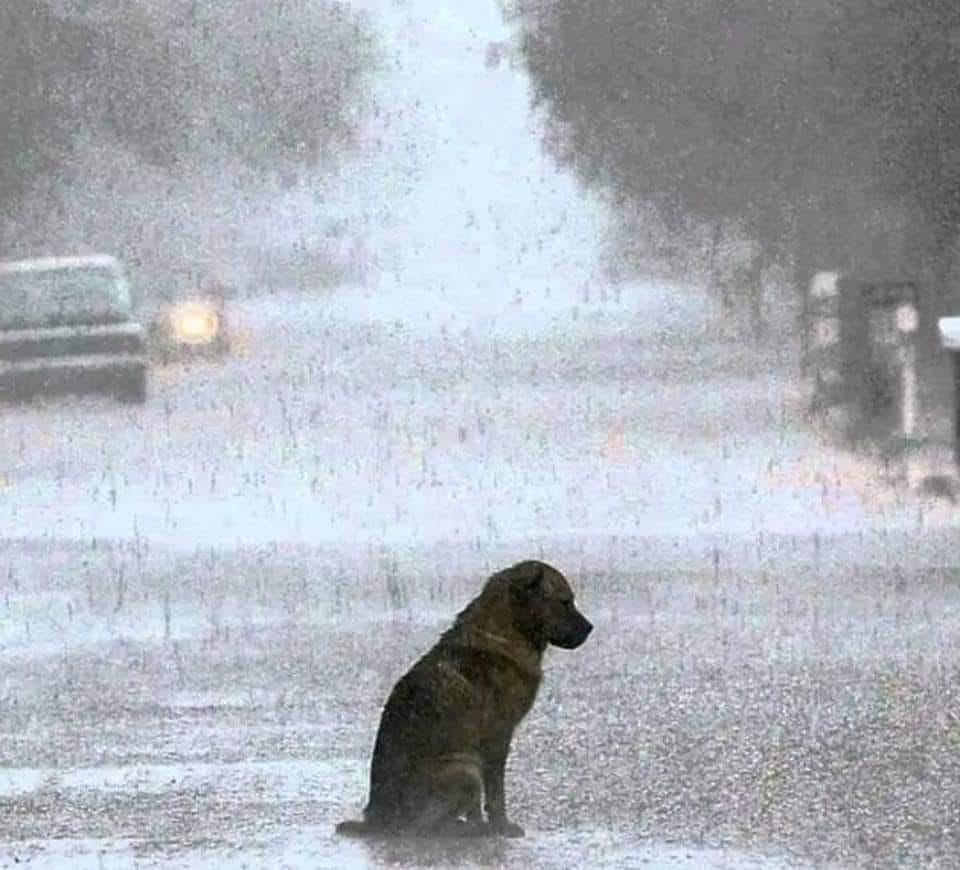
<box><xmin>575</xmin><ymin>614</ymin><xmax>593</xmax><ymax>644</ymax></box>
<box><xmin>550</xmin><ymin>610</ymin><xmax>593</xmax><ymax>649</ymax></box>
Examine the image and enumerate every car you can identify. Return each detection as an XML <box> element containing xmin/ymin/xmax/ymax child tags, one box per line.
<box><xmin>0</xmin><ymin>254</ymin><xmax>148</xmax><ymax>403</ymax></box>
<box><xmin>146</xmin><ymin>270</ymin><xmax>233</xmax><ymax>362</ymax></box>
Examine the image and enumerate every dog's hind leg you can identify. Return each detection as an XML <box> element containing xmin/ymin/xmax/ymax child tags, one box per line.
<box><xmin>411</xmin><ymin>758</ymin><xmax>488</xmax><ymax>836</ymax></box>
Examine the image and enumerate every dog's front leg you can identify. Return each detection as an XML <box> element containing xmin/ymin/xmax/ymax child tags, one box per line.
<box><xmin>482</xmin><ymin>747</ymin><xmax>525</xmax><ymax>837</ymax></box>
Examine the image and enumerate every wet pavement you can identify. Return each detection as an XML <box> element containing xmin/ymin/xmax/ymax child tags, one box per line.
<box><xmin>2</xmin><ymin>530</ymin><xmax>959</xmax><ymax>868</ymax></box>
<box><xmin>2</xmin><ymin>290</ymin><xmax>959</xmax><ymax>869</ymax></box>
<box><xmin>1</xmin><ymin>290</ymin><xmax>959</xmax><ymax>869</ymax></box>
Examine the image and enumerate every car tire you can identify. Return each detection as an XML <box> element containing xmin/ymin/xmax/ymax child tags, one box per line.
<box><xmin>118</xmin><ymin>369</ymin><xmax>148</xmax><ymax>404</ymax></box>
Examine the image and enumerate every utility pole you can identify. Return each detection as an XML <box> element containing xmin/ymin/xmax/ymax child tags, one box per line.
<box><xmin>938</xmin><ymin>317</ymin><xmax>960</xmax><ymax>465</ymax></box>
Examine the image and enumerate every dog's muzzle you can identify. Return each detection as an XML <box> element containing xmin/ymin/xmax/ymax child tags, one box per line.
<box><xmin>551</xmin><ymin>612</ymin><xmax>593</xmax><ymax>649</ymax></box>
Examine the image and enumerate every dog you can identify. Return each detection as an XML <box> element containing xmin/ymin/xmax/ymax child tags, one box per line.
<box><xmin>336</xmin><ymin>559</ymin><xmax>592</xmax><ymax>837</ymax></box>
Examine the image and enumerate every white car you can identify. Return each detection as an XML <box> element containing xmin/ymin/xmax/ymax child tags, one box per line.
<box><xmin>0</xmin><ymin>255</ymin><xmax>148</xmax><ymax>403</ymax></box>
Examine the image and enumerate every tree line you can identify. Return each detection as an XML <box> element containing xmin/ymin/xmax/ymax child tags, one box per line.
<box><xmin>0</xmin><ymin>1</ymin><xmax>376</xmax><ymax>225</ymax></box>
<box><xmin>514</xmin><ymin>0</ymin><xmax>960</xmax><ymax>322</ymax></box>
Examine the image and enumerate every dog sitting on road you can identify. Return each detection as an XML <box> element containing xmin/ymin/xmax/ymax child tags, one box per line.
<box><xmin>336</xmin><ymin>559</ymin><xmax>593</xmax><ymax>837</ymax></box>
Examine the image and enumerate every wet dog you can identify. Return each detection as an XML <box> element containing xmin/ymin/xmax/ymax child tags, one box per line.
<box><xmin>336</xmin><ymin>559</ymin><xmax>592</xmax><ymax>837</ymax></box>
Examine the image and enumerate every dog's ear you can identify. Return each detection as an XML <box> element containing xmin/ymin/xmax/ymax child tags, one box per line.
<box><xmin>511</xmin><ymin>561</ymin><xmax>544</xmax><ymax>597</ymax></box>
<box><xmin>525</xmin><ymin>563</ymin><xmax>544</xmax><ymax>592</ymax></box>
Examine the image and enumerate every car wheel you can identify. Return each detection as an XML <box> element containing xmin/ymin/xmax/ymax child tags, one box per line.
<box><xmin>118</xmin><ymin>369</ymin><xmax>148</xmax><ymax>404</ymax></box>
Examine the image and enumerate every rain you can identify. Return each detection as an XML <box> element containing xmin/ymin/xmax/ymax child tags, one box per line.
<box><xmin>1</xmin><ymin>1</ymin><xmax>959</xmax><ymax>868</ymax></box>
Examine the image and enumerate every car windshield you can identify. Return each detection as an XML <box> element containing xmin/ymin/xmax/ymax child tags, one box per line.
<box><xmin>0</xmin><ymin>265</ymin><xmax>132</xmax><ymax>329</ymax></box>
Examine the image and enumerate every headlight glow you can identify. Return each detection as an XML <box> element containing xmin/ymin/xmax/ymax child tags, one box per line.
<box><xmin>170</xmin><ymin>302</ymin><xmax>219</xmax><ymax>344</ymax></box>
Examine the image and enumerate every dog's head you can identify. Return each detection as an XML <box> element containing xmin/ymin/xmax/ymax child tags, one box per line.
<box><xmin>505</xmin><ymin>560</ymin><xmax>593</xmax><ymax>650</ymax></box>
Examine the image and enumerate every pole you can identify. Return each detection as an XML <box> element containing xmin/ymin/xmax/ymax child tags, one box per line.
<box><xmin>954</xmin><ymin>353</ymin><xmax>960</xmax><ymax>467</ymax></box>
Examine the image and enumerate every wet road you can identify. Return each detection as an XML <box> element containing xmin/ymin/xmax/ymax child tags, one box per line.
<box><xmin>2</xmin><ymin>533</ymin><xmax>958</xmax><ymax>868</ymax></box>
<box><xmin>2</xmin><ymin>290</ymin><xmax>959</xmax><ymax>868</ymax></box>
<box><xmin>0</xmin><ymin>287</ymin><xmax>923</xmax><ymax>553</ymax></box>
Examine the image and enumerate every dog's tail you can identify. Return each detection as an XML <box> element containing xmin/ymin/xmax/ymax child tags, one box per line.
<box><xmin>335</xmin><ymin>818</ymin><xmax>380</xmax><ymax>837</ymax></box>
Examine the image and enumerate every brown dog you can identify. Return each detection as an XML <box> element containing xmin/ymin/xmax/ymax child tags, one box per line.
<box><xmin>336</xmin><ymin>560</ymin><xmax>592</xmax><ymax>837</ymax></box>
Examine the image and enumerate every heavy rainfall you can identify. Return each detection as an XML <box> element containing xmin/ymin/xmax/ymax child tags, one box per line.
<box><xmin>1</xmin><ymin>1</ymin><xmax>959</xmax><ymax>868</ymax></box>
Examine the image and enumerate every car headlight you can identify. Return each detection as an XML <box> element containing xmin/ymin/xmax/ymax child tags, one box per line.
<box><xmin>169</xmin><ymin>302</ymin><xmax>220</xmax><ymax>344</ymax></box>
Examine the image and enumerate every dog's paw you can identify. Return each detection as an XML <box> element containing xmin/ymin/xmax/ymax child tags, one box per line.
<box><xmin>431</xmin><ymin>818</ymin><xmax>492</xmax><ymax>838</ymax></box>
<box><xmin>490</xmin><ymin>819</ymin><xmax>525</xmax><ymax>838</ymax></box>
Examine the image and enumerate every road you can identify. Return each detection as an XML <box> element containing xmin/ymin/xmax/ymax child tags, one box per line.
<box><xmin>0</xmin><ymin>284</ymin><xmax>928</xmax><ymax>553</ymax></box>
<box><xmin>2</xmin><ymin>288</ymin><xmax>959</xmax><ymax>868</ymax></box>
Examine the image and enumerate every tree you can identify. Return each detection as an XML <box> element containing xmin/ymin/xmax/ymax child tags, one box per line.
<box><xmin>514</xmin><ymin>0</ymin><xmax>960</xmax><ymax>327</ymax></box>
<box><xmin>830</xmin><ymin>1</ymin><xmax>960</xmax><ymax>261</ymax></box>
<box><xmin>519</xmin><ymin>3</ymin><xmax>844</xmax><ymax>239</ymax></box>
<box><xmin>75</xmin><ymin>0</ymin><xmax>378</xmax><ymax>176</ymax></box>
<box><xmin>0</xmin><ymin>1</ymin><xmax>377</xmax><ymax>202</ymax></box>
<box><xmin>0</xmin><ymin>4</ymin><xmax>96</xmax><ymax>216</ymax></box>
